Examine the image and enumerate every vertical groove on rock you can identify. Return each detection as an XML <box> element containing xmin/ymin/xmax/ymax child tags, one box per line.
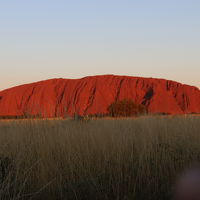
<box><xmin>142</xmin><ymin>88</ymin><xmax>154</xmax><ymax>106</ymax></box>
<box><xmin>84</xmin><ymin>85</ymin><xmax>97</xmax><ymax>115</ymax></box>
<box><xmin>72</xmin><ymin>81</ymin><xmax>88</xmax><ymax>115</ymax></box>
<box><xmin>24</xmin><ymin>87</ymin><xmax>36</xmax><ymax>110</ymax></box>
<box><xmin>55</xmin><ymin>83</ymin><xmax>68</xmax><ymax>117</ymax></box>
<box><xmin>115</xmin><ymin>79</ymin><xmax>124</xmax><ymax>101</ymax></box>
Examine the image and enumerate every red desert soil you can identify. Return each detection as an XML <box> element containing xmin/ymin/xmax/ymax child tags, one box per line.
<box><xmin>0</xmin><ymin>75</ymin><xmax>200</xmax><ymax>117</ymax></box>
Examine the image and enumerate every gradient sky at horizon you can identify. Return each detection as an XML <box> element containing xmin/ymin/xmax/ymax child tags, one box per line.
<box><xmin>0</xmin><ymin>0</ymin><xmax>200</xmax><ymax>90</ymax></box>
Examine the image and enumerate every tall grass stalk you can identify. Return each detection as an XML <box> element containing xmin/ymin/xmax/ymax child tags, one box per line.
<box><xmin>0</xmin><ymin>116</ymin><xmax>199</xmax><ymax>200</ymax></box>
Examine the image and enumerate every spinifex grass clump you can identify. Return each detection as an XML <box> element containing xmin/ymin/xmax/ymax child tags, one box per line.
<box><xmin>0</xmin><ymin>116</ymin><xmax>199</xmax><ymax>200</ymax></box>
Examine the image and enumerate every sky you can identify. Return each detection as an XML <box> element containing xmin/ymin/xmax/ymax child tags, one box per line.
<box><xmin>0</xmin><ymin>0</ymin><xmax>200</xmax><ymax>90</ymax></box>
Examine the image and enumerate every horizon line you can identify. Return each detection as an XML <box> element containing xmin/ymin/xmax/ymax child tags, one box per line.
<box><xmin>1</xmin><ymin>74</ymin><xmax>199</xmax><ymax>92</ymax></box>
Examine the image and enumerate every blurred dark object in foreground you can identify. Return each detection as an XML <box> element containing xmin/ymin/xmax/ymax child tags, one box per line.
<box><xmin>174</xmin><ymin>164</ymin><xmax>200</xmax><ymax>200</ymax></box>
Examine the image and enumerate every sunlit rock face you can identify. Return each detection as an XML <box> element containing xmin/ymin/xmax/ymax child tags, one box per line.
<box><xmin>0</xmin><ymin>75</ymin><xmax>200</xmax><ymax>117</ymax></box>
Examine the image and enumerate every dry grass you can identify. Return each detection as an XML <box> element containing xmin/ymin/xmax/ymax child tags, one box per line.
<box><xmin>0</xmin><ymin>116</ymin><xmax>200</xmax><ymax>200</ymax></box>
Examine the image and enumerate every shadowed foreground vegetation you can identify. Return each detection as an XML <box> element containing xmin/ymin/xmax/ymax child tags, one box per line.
<box><xmin>0</xmin><ymin>117</ymin><xmax>200</xmax><ymax>200</ymax></box>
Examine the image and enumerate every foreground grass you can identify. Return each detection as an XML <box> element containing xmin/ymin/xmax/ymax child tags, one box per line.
<box><xmin>0</xmin><ymin>117</ymin><xmax>200</xmax><ymax>200</ymax></box>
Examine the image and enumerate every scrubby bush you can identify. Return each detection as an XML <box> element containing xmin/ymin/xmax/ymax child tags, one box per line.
<box><xmin>107</xmin><ymin>99</ymin><xmax>146</xmax><ymax>117</ymax></box>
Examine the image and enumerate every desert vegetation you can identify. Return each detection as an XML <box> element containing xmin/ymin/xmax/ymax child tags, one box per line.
<box><xmin>107</xmin><ymin>99</ymin><xmax>147</xmax><ymax>117</ymax></box>
<box><xmin>0</xmin><ymin>116</ymin><xmax>200</xmax><ymax>200</ymax></box>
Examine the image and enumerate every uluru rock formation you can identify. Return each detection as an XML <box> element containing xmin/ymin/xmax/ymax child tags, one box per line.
<box><xmin>0</xmin><ymin>75</ymin><xmax>200</xmax><ymax>118</ymax></box>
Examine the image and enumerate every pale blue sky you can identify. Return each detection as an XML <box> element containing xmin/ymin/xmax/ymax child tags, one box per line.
<box><xmin>0</xmin><ymin>0</ymin><xmax>200</xmax><ymax>90</ymax></box>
